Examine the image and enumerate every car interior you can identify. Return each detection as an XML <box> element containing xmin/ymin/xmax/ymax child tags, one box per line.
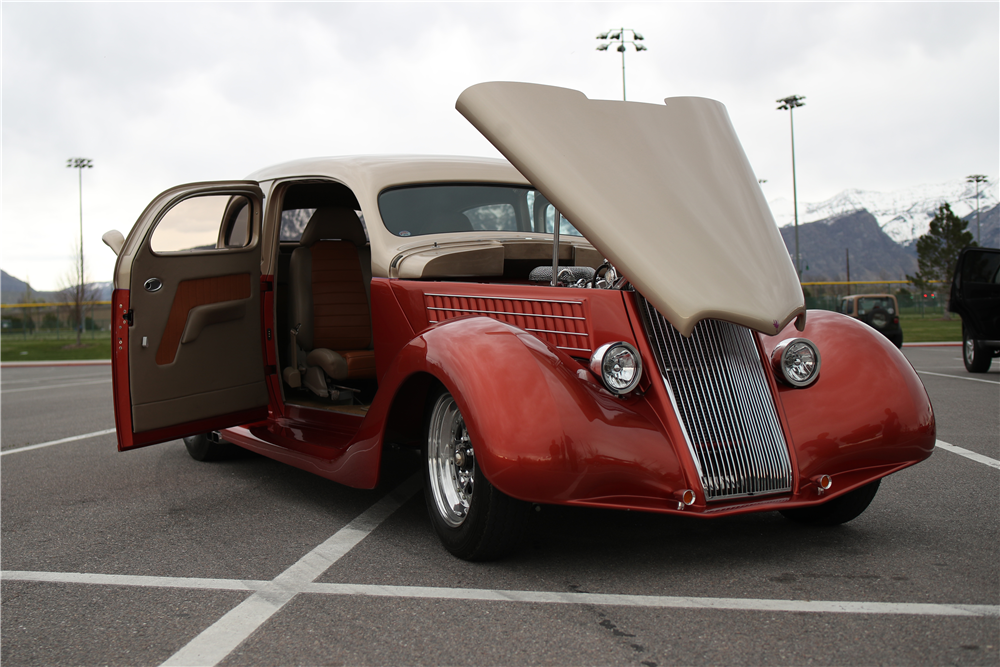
<box><xmin>273</xmin><ymin>180</ymin><xmax>607</xmax><ymax>414</ymax></box>
<box><xmin>275</xmin><ymin>181</ymin><xmax>377</xmax><ymax>414</ymax></box>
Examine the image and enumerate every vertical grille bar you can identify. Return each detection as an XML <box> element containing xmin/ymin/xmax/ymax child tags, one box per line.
<box><xmin>637</xmin><ymin>296</ymin><xmax>792</xmax><ymax>501</ymax></box>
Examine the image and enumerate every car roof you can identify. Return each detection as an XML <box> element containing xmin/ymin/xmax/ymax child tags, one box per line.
<box><xmin>246</xmin><ymin>155</ymin><xmax>529</xmax><ymax>189</ymax></box>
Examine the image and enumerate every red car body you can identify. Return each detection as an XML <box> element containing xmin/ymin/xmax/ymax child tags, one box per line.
<box><xmin>107</xmin><ymin>83</ymin><xmax>934</xmax><ymax>559</ymax></box>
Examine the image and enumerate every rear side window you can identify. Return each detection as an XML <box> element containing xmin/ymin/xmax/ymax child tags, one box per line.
<box><xmin>280</xmin><ymin>208</ymin><xmax>316</xmax><ymax>242</ymax></box>
<box><xmin>961</xmin><ymin>250</ymin><xmax>1000</xmax><ymax>284</ymax></box>
<box><xmin>279</xmin><ymin>208</ymin><xmax>368</xmax><ymax>243</ymax></box>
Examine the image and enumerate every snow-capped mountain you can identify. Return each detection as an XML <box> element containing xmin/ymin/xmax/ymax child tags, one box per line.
<box><xmin>769</xmin><ymin>178</ymin><xmax>998</xmax><ymax>244</ymax></box>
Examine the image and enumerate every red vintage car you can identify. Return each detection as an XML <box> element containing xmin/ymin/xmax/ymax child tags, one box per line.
<box><xmin>103</xmin><ymin>82</ymin><xmax>935</xmax><ymax>560</ymax></box>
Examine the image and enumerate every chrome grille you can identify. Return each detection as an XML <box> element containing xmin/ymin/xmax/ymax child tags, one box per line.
<box><xmin>637</xmin><ymin>296</ymin><xmax>792</xmax><ymax>501</ymax></box>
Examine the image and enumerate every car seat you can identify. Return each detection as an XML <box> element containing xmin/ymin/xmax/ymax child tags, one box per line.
<box><xmin>283</xmin><ymin>207</ymin><xmax>375</xmax><ymax>399</ymax></box>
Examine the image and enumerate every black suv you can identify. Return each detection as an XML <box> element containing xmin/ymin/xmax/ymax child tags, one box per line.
<box><xmin>949</xmin><ymin>247</ymin><xmax>1000</xmax><ymax>372</ymax></box>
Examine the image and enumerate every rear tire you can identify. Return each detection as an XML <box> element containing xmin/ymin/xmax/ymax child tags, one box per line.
<box><xmin>183</xmin><ymin>433</ymin><xmax>226</xmax><ymax>462</ymax></box>
<box><xmin>423</xmin><ymin>386</ymin><xmax>529</xmax><ymax>560</ymax></box>
<box><xmin>963</xmin><ymin>324</ymin><xmax>993</xmax><ymax>373</ymax></box>
<box><xmin>780</xmin><ymin>479</ymin><xmax>880</xmax><ymax>526</ymax></box>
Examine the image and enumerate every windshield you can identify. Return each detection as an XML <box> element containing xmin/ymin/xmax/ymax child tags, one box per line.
<box><xmin>378</xmin><ymin>184</ymin><xmax>581</xmax><ymax>238</ymax></box>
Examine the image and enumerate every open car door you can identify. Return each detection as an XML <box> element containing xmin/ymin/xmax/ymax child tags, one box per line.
<box><xmin>111</xmin><ymin>181</ymin><xmax>269</xmax><ymax>451</ymax></box>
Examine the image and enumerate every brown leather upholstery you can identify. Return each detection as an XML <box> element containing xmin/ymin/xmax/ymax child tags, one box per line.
<box><xmin>289</xmin><ymin>208</ymin><xmax>375</xmax><ymax>383</ymax></box>
<box><xmin>310</xmin><ymin>242</ymin><xmax>371</xmax><ymax>350</ymax></box>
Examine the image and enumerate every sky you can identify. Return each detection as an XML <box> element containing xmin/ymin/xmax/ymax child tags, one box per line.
<box><xmin>2</xmin><ymin>2</ymin><xmax>998</xmax><ymax>291</ymax></box>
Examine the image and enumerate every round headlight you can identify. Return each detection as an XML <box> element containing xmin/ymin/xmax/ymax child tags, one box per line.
<box><xmin>590</xmin><ymin>342</ymin><xmax>643</xmax><ymax>395</ymax></box>
<box><xmin>771</xmin><ymin>338</ymin><xmax>821</xmax><ymax>388</ymax></box>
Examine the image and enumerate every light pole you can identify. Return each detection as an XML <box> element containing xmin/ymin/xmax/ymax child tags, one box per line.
<box><xmin>67</xmin><ymin>157</ymin><xmax>93</xmax><ymax>340</ymax></box>
<box><xmin>596</xmin><ymin>28</ymin><xmax>646</xmax><ymax>101</ymax></box>
<box><xmin>966</xmin><ymin>174</ymin><xmax>988</xmax><ymax>245</ymax></box>
<box><xmin>776</xmin><ymin>95</ymin><xmax>805</xmax><ymax>278</ymax></box>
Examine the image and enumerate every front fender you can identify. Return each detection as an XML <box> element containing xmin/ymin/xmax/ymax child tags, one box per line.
<box><xmin>762</xmin><ymin>310</ymin><xmax>935</xmax><ymax>488</ymax></box>
<box><xmin>384</xmin><ymin>316</ymin><xmax>686</xmax><ymax>504</ymax></box>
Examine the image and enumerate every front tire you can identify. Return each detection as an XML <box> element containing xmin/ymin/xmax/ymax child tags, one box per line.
<box><xmin>963</xmin><ymin>324</ymin><xmax>992</xmax><ymax>373</ymax></box>
<box><xmin>780</xmin><ymin>479</ymin><xmax>880</xmax><ymax>526</ymax></box>
<box><xmin>423</xmin><ymin>386</ymin><xmax>529</xmax><ymax>561</ymax></box>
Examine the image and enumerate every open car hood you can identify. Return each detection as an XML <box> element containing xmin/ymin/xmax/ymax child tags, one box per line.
<box><xmin>456</xmin><ymin>82</ymin><xmax>804</xmax><ymax>337</ymax></box>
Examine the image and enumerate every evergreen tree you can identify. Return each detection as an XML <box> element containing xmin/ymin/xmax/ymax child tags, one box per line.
<box><xmin>906</xmin><ymin>203</ymin><xmax>975</xmax><ymax>308</ymax></box>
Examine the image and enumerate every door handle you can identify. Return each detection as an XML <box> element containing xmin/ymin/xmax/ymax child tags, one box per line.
<box><xmin>144</xmin><ymin>277</ymin><xmax>163</xmax><ymax>292</ymax></box>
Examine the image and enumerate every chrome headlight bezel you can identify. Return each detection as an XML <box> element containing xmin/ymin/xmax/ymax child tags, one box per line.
<box><xmin>590</xmin><ymin>342</ymin><xmax>643</xmax><ymax>395</ymax></box>
<box><xmin>771</xmin><ymin>337</ymin><xmax>821</xmax><ymax>388</ymax></box>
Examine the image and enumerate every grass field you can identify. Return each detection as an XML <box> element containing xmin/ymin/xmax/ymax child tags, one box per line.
<box><xmin>898</xmin><ymin>314</ymin><xmax>962</xmax><ymax>342</ymax></box>
<box><xmin>1</xmin><ymin>335</ymin><xmax>112</xmax><ymax>362</ymax></box>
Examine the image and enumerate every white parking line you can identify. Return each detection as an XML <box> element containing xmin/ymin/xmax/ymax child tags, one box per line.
<box><xmin>0</xmin><ymin>378</ymin><xmax>111</xmax><ymax>394</ymax></box>
<box><xmin>0</xmin><ymin>374</ymin><xmax>110</xmax><ymax>385</ymax></box>
<box><xmin>3</xmin><ymin>570</ymin><xmax>995</xmax><ymax>619</ymax></box>
<box><xmin>2</xmin><ymin>571</ymin><xmax>266</xmax><ymax>592</ymax></box>
<box><xmin>936</xmin><ymin>440</ymin><xmax>1000</xmax><ymax>470</ymax></box>
<box><xmin>1</xmin><ymin>429</ymin><xmax>117</xmax><ymax>456</ymax></box>
<box><xmin>2</xmin><ymin>430</ymin><xmax>996</xmax><ymax>666</ymax></box>
<box><xmin>916</xmin><ymin>370</ymin><xmax>999</xmax><ymax>385</ymax></box>
<box><xmin>159</xmin><ymin>473</ymin><xmax>423</xmax><ymax>667</ymax></box>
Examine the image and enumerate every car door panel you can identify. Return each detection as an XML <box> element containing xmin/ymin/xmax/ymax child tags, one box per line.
<box><xmin>113</xmin><ymin>182</ymin><xmax>269</xmax><ymax>450</ymax></box>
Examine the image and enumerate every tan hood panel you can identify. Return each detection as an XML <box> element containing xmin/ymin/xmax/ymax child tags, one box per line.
<box><xmin>456</xmin><ymin>82</ymin><xmax>804</xmax><ymax>337</ymax></box>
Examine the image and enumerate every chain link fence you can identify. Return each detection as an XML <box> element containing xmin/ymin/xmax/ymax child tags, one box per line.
<box><xmin>0</xmin><ymin>302</ymin><xmax>113</xmax><ymax>340</ymax></box>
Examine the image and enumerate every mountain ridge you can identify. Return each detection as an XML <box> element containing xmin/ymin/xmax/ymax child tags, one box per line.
<box><xmin>769</xmin><ymin>177</ymin><xmax>998</xmax><ymax>245</ymax></box>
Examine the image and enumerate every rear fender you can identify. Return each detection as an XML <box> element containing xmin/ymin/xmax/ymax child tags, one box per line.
<box><xmin>385</xmin><ymin>316</ymin><xmax>685</xmax><ymax>504</ymax></box>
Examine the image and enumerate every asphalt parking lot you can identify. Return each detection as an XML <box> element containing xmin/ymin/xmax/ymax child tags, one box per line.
<box><xmin>2</xmin><ymin>346</ymin><xmax>997</xmax><ymax>666</ymax></box>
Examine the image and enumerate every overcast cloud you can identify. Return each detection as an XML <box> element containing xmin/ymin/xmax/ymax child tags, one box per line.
<box><xmin>2</xmin><ymin>2</ymin><xmax>997</xmax><ymax>290</ymax></box>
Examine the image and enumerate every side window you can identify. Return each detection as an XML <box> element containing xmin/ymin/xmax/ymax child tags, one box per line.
<box><xmin>223</xmin><ymin>199</ymin><xmax>251</xmax><ymax>248</ymax></box>
<box><xmin>150</xmin><ymin>194</ymin><xmax>254</xmax><ymax>253</ymax></box>
<box><xmin>279</xmin><ymin>208</ymin><xmax>368</xmax><ymax>243</ymax></box>
<box><xmin>839</xmin><ymin>299</ymin><xmax>853</xmax><ymax>315</ymax></box>
<box><xmin>280</xmin><ymin>208</ymin><xmax>316</xmax><ymax>242</ymax></box>
<box><xmin>526</xmin><ymin>190</ymin><xmax>583</xmax><ymax>237</ymax></box>
<box><xmin>961</xmin><ymin>251</ymin><xmax>1000</xmax><ymax>284</ymax></box>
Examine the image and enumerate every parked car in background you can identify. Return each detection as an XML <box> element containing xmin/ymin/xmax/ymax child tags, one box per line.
<box><xmin>838</xmin><ymin>294</ymin><xmax>903</xmax><ymax>348</ymax></box>
<box><xmin>103</xmin><ymin>82</ymin><xmax>935</xmax><ymax>560</ymax></box>
<box><xmin>949</xmin><ymin>247</ymin><xmax>1000</xmax><ymax>372</ymax></box>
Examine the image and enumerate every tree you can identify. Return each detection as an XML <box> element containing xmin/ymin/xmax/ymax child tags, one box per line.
<box><xmin>59</xmin><ymin>238</ymin><xmax>100</xmax><ymax>345</ymax></box>
<box><xmin>906</xmin><ymin>203</ymin><xmax>975</xmax><ymax>312</ymax></box>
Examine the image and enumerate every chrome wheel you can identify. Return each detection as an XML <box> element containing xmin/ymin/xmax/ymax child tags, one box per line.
<box><xmin>426</xmin><ymin>393</ymin><xmax>475</xmax><ymax>527</ymax></box>
<box><xmin>965</xmin><ymin>336</ymin><xmax>976</xmax><ymax>366</ymax></box>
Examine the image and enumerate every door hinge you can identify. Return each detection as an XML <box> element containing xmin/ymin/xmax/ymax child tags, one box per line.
<box><xmin>123</xmin><ymin>309</ymin><xmax>134</xmax><ymax>326</ymax></box>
